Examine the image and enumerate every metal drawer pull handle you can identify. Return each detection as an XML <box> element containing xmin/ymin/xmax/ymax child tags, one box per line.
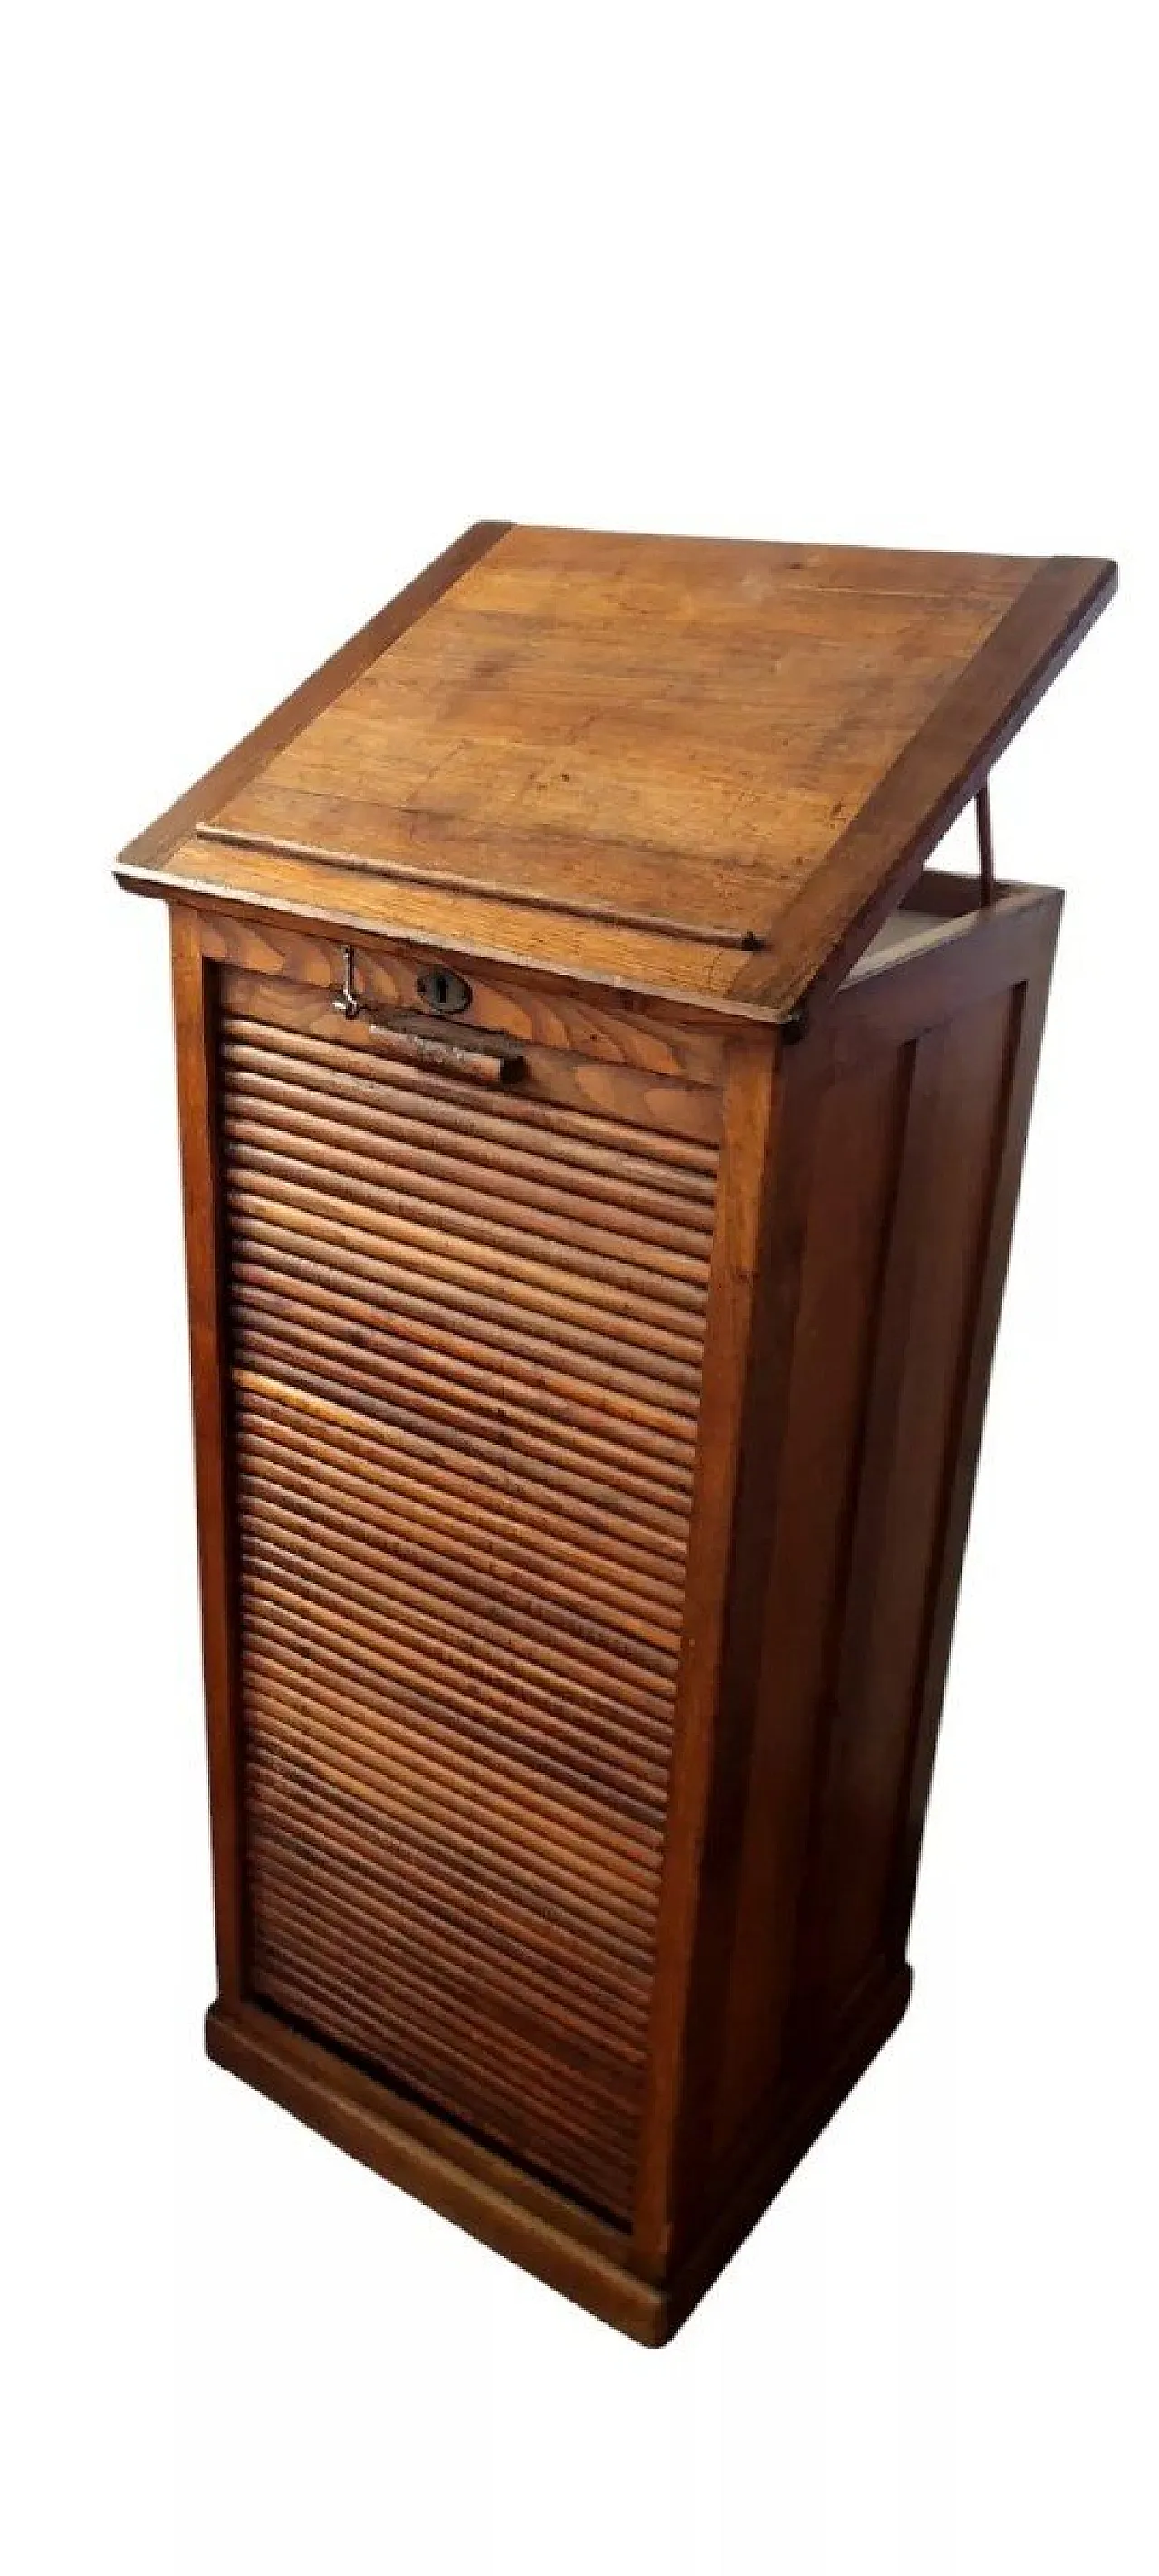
<box><xmin>366</xmin><ymin>1011</ymin><xmax>525</xmax><ymax>1088</ymax></box>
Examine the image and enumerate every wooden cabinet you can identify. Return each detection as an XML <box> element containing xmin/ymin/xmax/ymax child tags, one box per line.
<box><xmin>119</xmin><ymin>523</ymin><xmax>1115</xmax><ymax>2340</ymax></box>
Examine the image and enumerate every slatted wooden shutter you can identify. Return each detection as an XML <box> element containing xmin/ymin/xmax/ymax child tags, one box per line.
<box><xmin>218</xmin><ymin>988</ymin><xmax>717</xmax><ymax>2219</ymax></box>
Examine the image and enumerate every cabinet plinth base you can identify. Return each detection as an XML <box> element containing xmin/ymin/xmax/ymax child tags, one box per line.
<box><xmin>205</xmin><ymin>1966</ymin><xmax>912</xmax><ymax>2346</ymax></box>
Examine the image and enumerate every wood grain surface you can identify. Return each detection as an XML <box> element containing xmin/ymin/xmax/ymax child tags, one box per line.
<box><xmin>118</xmin><ymin>524</ymin><xmax>1115</xmax><ymax>1015</ymax></box>
<box><xmin>117</xmin><ymin>520</ymin><xmax>1103</xmax><ymax>2333</ymax></box>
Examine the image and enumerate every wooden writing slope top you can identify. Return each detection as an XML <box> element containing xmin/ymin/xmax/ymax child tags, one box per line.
<box><xmin>116</xmin><ymin>522</ymin><xmax>1116</xmax><ymax>1017</ymax></box>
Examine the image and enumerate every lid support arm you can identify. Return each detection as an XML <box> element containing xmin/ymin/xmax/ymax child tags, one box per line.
<box><xmin>975</xmin><ymin>780</ymin><xmax>997</xmax><ymax>906</ymax></box>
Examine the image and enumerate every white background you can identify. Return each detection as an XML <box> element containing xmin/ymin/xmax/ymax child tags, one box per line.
<box><xmin>4</xmin><ymin>7</ymin><xmax>1155</xmax><ymax>2571</ymax></box>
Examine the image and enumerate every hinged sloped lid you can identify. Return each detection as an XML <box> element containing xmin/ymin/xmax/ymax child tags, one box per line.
<box><xmin>116</xmin><ymin>521</ymin><xmax>1116</xmax><ymax>1017</ymax></box>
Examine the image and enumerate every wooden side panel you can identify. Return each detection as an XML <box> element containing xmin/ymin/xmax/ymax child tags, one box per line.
<box><xmin>711</xmin><ymin>891</ymin><xmax>1060</xmax><ymax>2175</ymax></box>
<box><xmin>169</xmin><ymin>912</ymin><xmax>245</xmax><ymax>2003</ymax></box>
<box><xmin>712</xmin><ymin>1043</ymin><xmax>908</xmax><ymax>2168</ymax></box>
<box><xmin>793</xmin><ymin>985</ymin><xmax>1018</xmax><ymax>2027</ymax></box>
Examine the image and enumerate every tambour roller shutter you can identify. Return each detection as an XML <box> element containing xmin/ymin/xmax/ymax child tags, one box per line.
<box><xmin>218</xmin><ymin>993</ymin><xmax>717</xmax><ymax>2219</ymax></box>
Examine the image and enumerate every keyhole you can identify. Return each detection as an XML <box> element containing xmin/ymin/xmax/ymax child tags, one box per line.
<box><xmin>417</xmin><ymin>964</ymin><xmax>472</xmax><ymax>1016</ymax></box>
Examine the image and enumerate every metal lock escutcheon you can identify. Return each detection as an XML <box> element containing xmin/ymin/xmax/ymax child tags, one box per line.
<box><xmin>416</xmin><ymin>964</ymin><xmax>473</xmax><ymax>1017</ymax></box>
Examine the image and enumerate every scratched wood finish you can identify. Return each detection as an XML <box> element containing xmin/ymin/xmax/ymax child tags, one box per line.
<box><xmin>220</xmin><ymin>978</ymin><xmax>718</xmax><ymax>2220</ymax></box>
<box><xmin>117</xmin><ymin>525</ymin><xmax>1114</xmax><ymax>1016</ymax></box>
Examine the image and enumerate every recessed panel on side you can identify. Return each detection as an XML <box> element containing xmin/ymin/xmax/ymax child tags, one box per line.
<box><xmin>794</xmin><ymin>982</ymin><xmax>1023</xmax><ymax>2032</ymax></box>
<box><xmin>712</xmin><ymin>1041</ymin><xmax>910</xmax><ymax>2174</ymax></box>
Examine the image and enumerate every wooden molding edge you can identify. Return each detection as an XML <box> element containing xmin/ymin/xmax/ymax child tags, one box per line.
<box><xmin>204</xmin><ymin>1960</ymin><xmax>912</xmax><ymax>2347</ymax></box>
<box><xmin>205</xmin><ymin>2000</ymin><xmax>666</xmax><ymax>2345</ymax></box>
